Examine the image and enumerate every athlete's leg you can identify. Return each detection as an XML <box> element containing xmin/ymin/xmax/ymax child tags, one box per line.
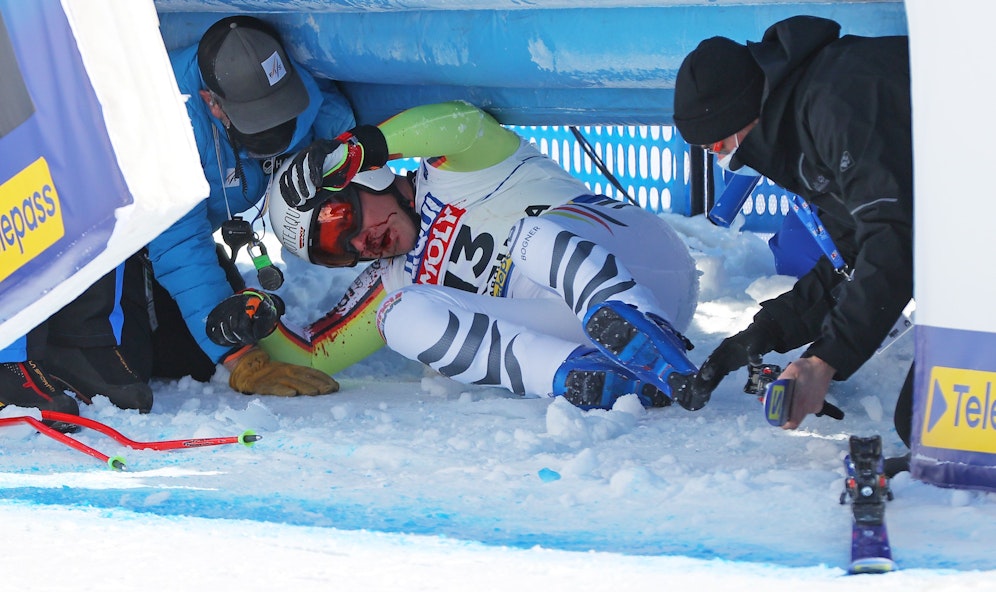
<box><xmin>505</xmin><ymin>196</ymin><xmax>700</xmax><ymax>407</ymax></box>
<box><xmin>378</xmin><ymin>285</ymin><xmax>578</xmax><ymax>396</ymax></box>
<box><xmin>377</xmin><ymin>285</ymin><xmax>667</xmax><ymax>408</ymax></box>
<box><xmin>505</xmin><ymin>196</ymin><xmax>698</xmax><ymax>331</ymax></box>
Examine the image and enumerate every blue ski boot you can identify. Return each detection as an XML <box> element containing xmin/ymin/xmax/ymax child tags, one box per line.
<box><xmin>582</xmin><ymin>301</ymin><xmax>703</xmax><ymax>410</ymax></box>
<box><xmin>553</xmin><ymin>348</ymin><xmax>670</xmax><ymax>410</ymax></box>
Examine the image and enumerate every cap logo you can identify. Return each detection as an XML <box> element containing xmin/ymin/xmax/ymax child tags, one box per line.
<box><xmin>261</xmin><ymin>51</ymin><xmax>287</xmax><ymax>87</ymax></box>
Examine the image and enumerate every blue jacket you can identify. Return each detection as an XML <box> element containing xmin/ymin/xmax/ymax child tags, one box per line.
<box><xmin>154</xmin><ymin>44</ymin><xmax>355</xmax><ymax>362</ymax></box>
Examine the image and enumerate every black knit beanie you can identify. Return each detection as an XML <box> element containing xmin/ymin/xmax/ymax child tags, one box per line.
<box><xmin>673</xmin><ymin>36</ymin><xmax>764</xmax><ymax>146</ymax></box>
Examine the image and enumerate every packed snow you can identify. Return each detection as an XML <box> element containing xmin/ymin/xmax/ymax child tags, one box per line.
<box><xmin>1</xmin><ymin>210</ymin><xmax>993</xmax><ymax>591</ymax></box>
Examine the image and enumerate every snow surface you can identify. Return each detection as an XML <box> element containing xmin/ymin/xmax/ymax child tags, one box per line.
<box><xmin>1</xmin><ymin>212</ymin><xmax>993</xmax><ymax>591</ymax></box>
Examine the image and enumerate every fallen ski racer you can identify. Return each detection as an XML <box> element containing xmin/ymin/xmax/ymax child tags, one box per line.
<box><xmin>207</xmin><ymin>101</ymin><xmax>703</xmax><ymax>411</ymax></box>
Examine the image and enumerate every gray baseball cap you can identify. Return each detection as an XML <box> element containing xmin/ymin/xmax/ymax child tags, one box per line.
<box><xmin>197</xmin><ymin>16</ymin><xmax>308</xmax><ymax>134</ymax></box>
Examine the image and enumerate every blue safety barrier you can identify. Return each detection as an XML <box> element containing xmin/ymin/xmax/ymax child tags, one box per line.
<box><xmin>516</xmin><ymin>125</ymin><xmax>689</xmax><ymax>215</ymax></box>
<box><xmin>394</xmin><ymin>125</ymin><xmax>790</xmax><ymax>233</ymax></box>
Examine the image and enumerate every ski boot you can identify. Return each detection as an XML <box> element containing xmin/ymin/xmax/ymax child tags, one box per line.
<box><xmin>582</xmin><ymin>301</ymin><xmax>700</xmax><ymax>410</ymax></box>
<box><xmin>883</xmin><ymin>452</ymin><xmax>911</xmax><ymax>478</ymax></box>
<box><xmin>553</xmin><ymin>348</ymin><xmax>670</xmax><ymax>410</ymax></box>
<box><xmin>840</xmin><ymin>435</ymin><xmax>896</xmax><ymax>574</ymax></box>
<box><xmin>46</xmin><ymin>345</ymin><xmax>153</xmax><ymax>413</ymax></box>
<box><xmin>0</xmin><ymin>361</ymin><xmax>85</xmax><ymax>433</ymax></box>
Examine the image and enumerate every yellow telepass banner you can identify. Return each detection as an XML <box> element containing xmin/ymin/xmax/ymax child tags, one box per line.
<box><xmin>0</xmin><ymin>157</ymin><xmax>64</xmax><ymax>283</ymax></box>
<box><xmin>921</xmin><ymin>366</ymin><xmax>996</xmax><ymax>455</ymax></box>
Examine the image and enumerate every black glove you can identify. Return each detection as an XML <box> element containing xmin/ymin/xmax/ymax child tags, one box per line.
<box><xmin>278</xmin><ymin>125</ymin><xmax>389</xmax><ymax>210</ymax></box>
<box><xmin>206</xmin><ymin>290</ymin><xmax>285</xmax><ymax>348</ymax></box>
<box><xmin>688</xmin><ymin>322</ymin><xmax>777</xmax><ymax>403</ymax></box>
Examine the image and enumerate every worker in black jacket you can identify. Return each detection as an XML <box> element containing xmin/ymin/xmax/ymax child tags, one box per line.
<box><xmin>672</xmin><ymin>15</ymin><xmax>914</xmax><ymax>444</ymax></box>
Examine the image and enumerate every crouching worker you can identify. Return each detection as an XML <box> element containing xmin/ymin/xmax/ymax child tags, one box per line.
<box><xmin>208</xmin><ymin>101</ymin><xmax>703</xmax><ymax>410</ymax></box>
<box><xmin>120</xmin><ymin>16</ymin><xmax>350</xmax><ymax>399</ymax></box>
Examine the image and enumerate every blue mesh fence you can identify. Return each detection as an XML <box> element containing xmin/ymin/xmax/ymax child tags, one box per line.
<box><xmin>516</xmin><ymin>125</ymin><xmax>690</xmax><ymax>215</ymax></box>
<box><xmin>390</xmin><ymin>125</ymin><xmax>796</xmax><ymax>234</ymax></box>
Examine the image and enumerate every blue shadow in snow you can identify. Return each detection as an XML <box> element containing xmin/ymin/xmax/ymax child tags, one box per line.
<box><xmin>2</xmin><ymin>484</ymin><xmax>832</xmax><ymax>569</ymax></box>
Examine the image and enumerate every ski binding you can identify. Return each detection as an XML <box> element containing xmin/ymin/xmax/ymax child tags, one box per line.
<box><xmin>840</xmin><ymin>435</ymin><xmax>896</xmax><ymax>575</ymax></box>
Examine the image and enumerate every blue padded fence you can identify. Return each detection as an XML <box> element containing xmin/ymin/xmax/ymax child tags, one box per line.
<box><xmin>392</xmin><ymin>125</ymin><xmax>795</xmax><ymax>234</ymax></box>
<box><xmin>517</xmin><ymin>125</ymin><xmax>688</xmax><ymax>216</ymax></box>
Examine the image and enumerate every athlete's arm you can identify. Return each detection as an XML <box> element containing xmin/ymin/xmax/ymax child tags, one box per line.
<box><xmin>260</xmin><ymin>267</ymin><xmax>388</xmax><ymax>375</ymax></box>
<box><xmin>377</xmin><ymin>101</ymin><xmax>521</xmax><ymax>171</ymax></box>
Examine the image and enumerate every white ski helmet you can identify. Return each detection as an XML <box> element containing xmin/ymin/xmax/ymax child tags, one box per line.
<box><xmin>267</xmin><ymin>159</ymin><xmax>396</xmax><ymax>267</ymax></box>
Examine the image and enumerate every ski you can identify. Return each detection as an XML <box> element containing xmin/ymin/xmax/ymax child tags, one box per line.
<box><xmin>840</xmin><ymin>435</ymin><xmax>896</xmax><ymax>574</ymax></box>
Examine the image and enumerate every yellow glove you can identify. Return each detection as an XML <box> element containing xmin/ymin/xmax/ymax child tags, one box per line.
<box><xmin>227</xmin><ymin>347</ymin><xmax>339</xmax><ymax>396</ymax></box>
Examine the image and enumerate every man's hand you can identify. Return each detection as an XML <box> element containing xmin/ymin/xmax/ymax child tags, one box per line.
<box><xmin>226</xmin><ymin>347</ymin><xmax>339</xmax><ymax>396</ymax></box>
<box><xmin>778</xmin><ymin>355</ymin><xmax>836</xmax><ymax>429</ymax></box>
<box><xmin>206</xmin><ymin>290</ymin><xmax>284</xmax><ymax>348</ymax></box>
<box><xmin>278</xmin><ymin>125</ymin><xmax>389</xmax><ymax>210</ymax></box>
<box><xmin>687</xmin><ymin>323</ymin><xmax>776</xmax><ymax>403</ymax></box>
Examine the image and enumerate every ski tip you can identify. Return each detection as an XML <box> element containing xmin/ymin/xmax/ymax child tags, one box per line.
<box><xmin>848</xmin><ymin>557</ymin><xmax>896</xmax><ymax>575</ymax></box>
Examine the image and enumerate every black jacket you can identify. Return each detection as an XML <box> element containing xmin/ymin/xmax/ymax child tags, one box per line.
<box><xmin>734</xmin><ymin>16</ymin><xmax>913</xmax><ymax>380</ymax></box>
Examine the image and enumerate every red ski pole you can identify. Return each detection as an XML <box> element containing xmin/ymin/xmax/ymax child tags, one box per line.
<box><xmin>0</xmin><ymin>412</ymin><xmax>260</xmax><ymax>470</ymax></box>
<box><xmin>40</xmin><ymin>411</ymin><xmax>260</xmax><ymax>451</ymax></box>
<box><xmin>0</xmin><ymin>415</ymin><xmax>125</xmax><ymax>470</ymax></box>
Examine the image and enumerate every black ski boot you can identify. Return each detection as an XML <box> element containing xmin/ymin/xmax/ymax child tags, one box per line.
<box><xmin>0</xmin><ymin>361</ymin><xmax>83</xmax><ymax>432</ymax></box>
<box><xmin>46</xmin><ymin>345</ymin><xmax>153</xmax><ymax>413</ymax></box>
<box><xmin>884</xmin><ymin>452</ymin><xmax>911</xmax><ymax>478</ymax></box>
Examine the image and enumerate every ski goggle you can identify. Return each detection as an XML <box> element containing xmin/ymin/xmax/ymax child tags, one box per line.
<box><xmin>308</xmin><ymin>188</ymin><xmax>363</xmax><ymax>267</ymax></box>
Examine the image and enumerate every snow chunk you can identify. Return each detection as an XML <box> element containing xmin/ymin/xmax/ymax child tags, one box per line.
<box><xmin>544</xmin><ymin>396</ymin><xmax>640</xmax><ymax>447</ymax></box>
<box><xmin>611</xmin><ymin>393</ymin><xmax>646</xmax><ymax>417</ymax></box>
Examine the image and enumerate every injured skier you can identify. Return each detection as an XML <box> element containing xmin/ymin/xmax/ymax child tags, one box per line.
<box><xmin>206</xmin><ymin>101</ymin><xmax>703</xmax><ymax>411</ymax></box>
